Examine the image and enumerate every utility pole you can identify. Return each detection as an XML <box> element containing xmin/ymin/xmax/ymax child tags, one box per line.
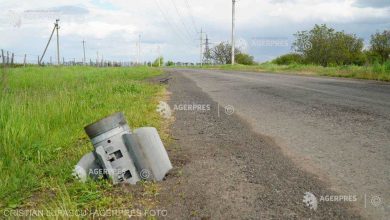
<box><xmin>157</xmin><ymin>46</ymin><xmax>161</xmax><ymax>67</ymax></box>
<box><xmin>55</xmin><ymin>19</ymin><xmax>60</xmax><ymax>65</ymax></box>
<box><xmin>82</xmin><ymin>40</ymin><xmax>86</xmax><ymax>65</ymax></box>
<box><xmin>40</xmin><ymin>19</ymin><xmax>60</xmax><ymax>65</ymax></box>
<box><xmin>135</xmin><ymin>42</ymin><xmax>138</xmax><ymax>65</ymax></box>
<box><xmin>137</xmin><ymin>34</ymin><xmax>141</xmax><ymax>65</ymax></box>
<box><xmin>231</xmin><ymin>0</ymin><xmax>236</xmax><ymax>65</ymax></box>
<box><xmin>205</xmin><ymin>35</ymin><xmax>210</xmax><ymax>64</ymax></box>
<box><xmin>1</xmin><ymin>50</ymin><xmax>4</xmax><ymax>65</ymax></box>
<box><xmin>199</xmin><ymin>28</ymin><xmax>203</xmax><ymax>66</ymax></box>
<box><xmin>96</xmin><ymin>51</ymin><xmax>99</xmax><ymax>67</ymax></box>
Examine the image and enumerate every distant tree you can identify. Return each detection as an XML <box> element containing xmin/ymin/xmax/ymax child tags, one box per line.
<box><xmin>209</xmin><ymin>42</ymin><xmax>237</xmax><ymax>64</ymax></box>
<box><xmin>235</xmin><ymin>53</ymin><xmax>255</xmax><ymax>65</ymax></box>
<box><xmin>272</xmin><ymin>53</ymin><xmax>304</xmax><ymax>65</ymax></box>
<box><xmin>292</xmin><ymin>24</ymin><xmax>364</xmax><ymax>66</ymax></box>
<box><xmin>152</xmin><ymin>56</ymin><xmax>164</xmax><ymax>67</ymax></box>
<box><xmin>370</xmin><ymin>30</ymin><xmax>390</xmax><ymax>64</ymax></box>
<box><xmin>166</xmin><ymin>60</ymin><xmax>175</xmax><ymax>66</ymax></box>
<box><xmin>209</xmin><ymin>42</ymin><xmax>254</xmax><ymax>65</ymax></box>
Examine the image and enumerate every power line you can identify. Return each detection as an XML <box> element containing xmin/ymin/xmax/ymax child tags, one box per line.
<box><xmin>170</xmin><ymin>0</ymin><xmax>195</xmax><ymax>40</ymax></box>
<box><xmin>154</xmin><ymin>0</ymin><xmax>191</xmax><ymax>44</ymax></box>
<box><xmin>199</xmin><ymin>28</ymin><xmax>204</xmax><ymax>66</ymax></box>
<box><xmin>184</xmin><ymin>0</ymin><xmax>198</xmax><ymax>33</ymax></box>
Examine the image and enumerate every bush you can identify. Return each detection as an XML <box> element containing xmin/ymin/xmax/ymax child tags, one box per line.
<box><xmin>152</xmin><ymin>56</ymin><xmax>164</xmax><ymax>67</ymax></box>
<box><xmin>293</xmin><ymin>24</ymin><xmax>364</xmax><ymax>66</ymax></box>
<box><xmin>384</xmin><ymin>61</ymin><xmax>390</xmax><ymax>73</ymax></box>
<box><xmin>372</xmin><ymin>61</ymin><xmax>384</xmax><ymax>74</ymax></box>
<box><xmin>272</xmin><ymin>53</ymin><xmax>304</xmax><ymax>65</ymax></box>
<box><xmin>370</xmin><ymin>30</ymin><xmax>390</xmax><ymax>64</ymax></box>
<box><xmin>235</xmin><ymin>53</ymin><xmax>255</xmax><ymax>65</ymax></box>
<box><xmin>351</xmin><ymin>52</ymin><xmax>367</xmax><ymax>66</ymax></box>
<box><xmin>166</xmin><ymin>61</ymin><xmax>175</xmax><ymax>66</ymax></box>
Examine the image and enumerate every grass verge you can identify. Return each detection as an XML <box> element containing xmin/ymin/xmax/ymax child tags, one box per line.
<box><xmin>187</xmin><ymin>63</ymin><xmax>390</xmax><ymax>81</ymax></box>
<box><xmin>0</xmin><ymin>66</ymin><xmax>165</xmax><ymax>218</ymax></box>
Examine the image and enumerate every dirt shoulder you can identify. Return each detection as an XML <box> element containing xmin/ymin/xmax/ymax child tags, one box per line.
<box><xmin>156</xmin><ymin>70</ymin><xmax>363</xmax><ymax>219</ymax></box>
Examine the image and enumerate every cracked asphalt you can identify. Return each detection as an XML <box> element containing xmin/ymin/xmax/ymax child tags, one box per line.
<box><xmin>155</xmin><ymin>69</ymin><xmax>390</xmax><ymax>219</ymax></box>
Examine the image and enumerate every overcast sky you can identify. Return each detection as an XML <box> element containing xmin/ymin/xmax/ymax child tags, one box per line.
<box><xmin>0</xmin><ymin>0</ymin><xmax>389</xmax><ymax>63</ymax></box>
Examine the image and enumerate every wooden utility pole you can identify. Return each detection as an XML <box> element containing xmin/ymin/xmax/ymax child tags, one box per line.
<box><xmin>96</xmin><ymin>51</ymin><xmax>99</xmax><ymax>67</ymax></box>
<box><xmin>82</xmin><ymin>40</ymin><xmax>86</xmax><ymax>65</ymax></box>
<box><xmin>137</xmin><ymin>34</ymin><xmax>141</xmax><ymax>65</ymax></box>
<box><xmin>55</xmin><ymin>19</ymin><xmax>60</xmax><ymax>65</ymax></box>
<box><xmin>40</xmin><ymin>20</ymin><xmax>57</xmax><ymax>64</ymax></box>
<box><xmin>1</xmin><ymin>50</ymin><xmax>4</xmax><ymax>65</ymax></box>
<box><xmin>157</xmin><ymin>46</ymin><xmax>161</xmax><ymax>67</ymax></box>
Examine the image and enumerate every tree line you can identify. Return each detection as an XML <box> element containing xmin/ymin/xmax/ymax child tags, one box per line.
<box><xmin>203</xmin><ymin>24</ymin><xmax>389</xmax><ymax>67</ymax></box>
<box><xmin>204</xmin><ymin>42</ymin><xmax>255</xmax><ymax>65</ymax></box>
<box><xmin>275</xmin><ymin>24</ymin><xmax>389</xmax><ymax>66</ymax></box>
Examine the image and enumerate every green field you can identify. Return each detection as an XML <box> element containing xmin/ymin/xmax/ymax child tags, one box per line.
<box><xmin>0</xmin><ymin>66</ymin><xmax>164</xmax><ymax>216</ymax></box>
<box><xmin>193</xmin><ymin>63</ymin><xmax>390</xmax><ymax>81</ymax></box>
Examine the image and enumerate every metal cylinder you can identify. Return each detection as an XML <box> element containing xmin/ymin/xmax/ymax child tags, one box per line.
<box><xmin>83</xmin><ymin>112</ymin><xmax>139</xmax><ymax>184</ymax></box>
<box><xmin>76</xmin><ymin>112</ymin><xmax>172</xmax><ymax>185</ymax></box>
<box><xmin>84</xmin><ymin>112</ymin><xmax>128</xmax><ymax>139</ymax></box>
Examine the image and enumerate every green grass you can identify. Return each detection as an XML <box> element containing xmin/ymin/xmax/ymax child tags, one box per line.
<box><xmin>188</xmin><ymin>63</ymin><xmax>390</xmax><ymax>81</ymax></box>
<box><xmin>0</xmin><ymin>66</ymin><xmax>164</xmax><ymax>217</ymax></box>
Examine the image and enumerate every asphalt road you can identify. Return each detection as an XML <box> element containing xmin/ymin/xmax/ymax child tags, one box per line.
<box><xmin>166</xmin><ymin>68</ymin><xmax>390</xmax><ymax>219</ymax></box>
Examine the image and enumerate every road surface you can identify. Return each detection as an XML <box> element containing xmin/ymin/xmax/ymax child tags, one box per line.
<box><xmin>161</xmin><ymin>68</ymin><xmax>389</xmax><ymax>219</ymax></box>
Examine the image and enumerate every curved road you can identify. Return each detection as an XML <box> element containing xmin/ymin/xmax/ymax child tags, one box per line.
<box><xmin>171</xmin><ymin>68</ymin><xmax>390</xmax><ymax>219</ymax></box>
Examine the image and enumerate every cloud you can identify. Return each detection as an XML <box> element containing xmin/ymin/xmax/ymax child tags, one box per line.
<box><xmin>50</xmin><ymin>5</ymin><xmax>89</xmax><ymax>15</ymax></box>
<box><xmin>61</xmin><ymin>21</ymin><xmax>136</xmax><ymax>38</ymax></box>
<box><xmin>353</xmin><ymin>0</ymin><xmax>390</xmax><ymax>8</ymax></box>
<box><xmin>1</xmin><ymin>0</ymin><xmax>389</xmax><ymax>63</ymax></box>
